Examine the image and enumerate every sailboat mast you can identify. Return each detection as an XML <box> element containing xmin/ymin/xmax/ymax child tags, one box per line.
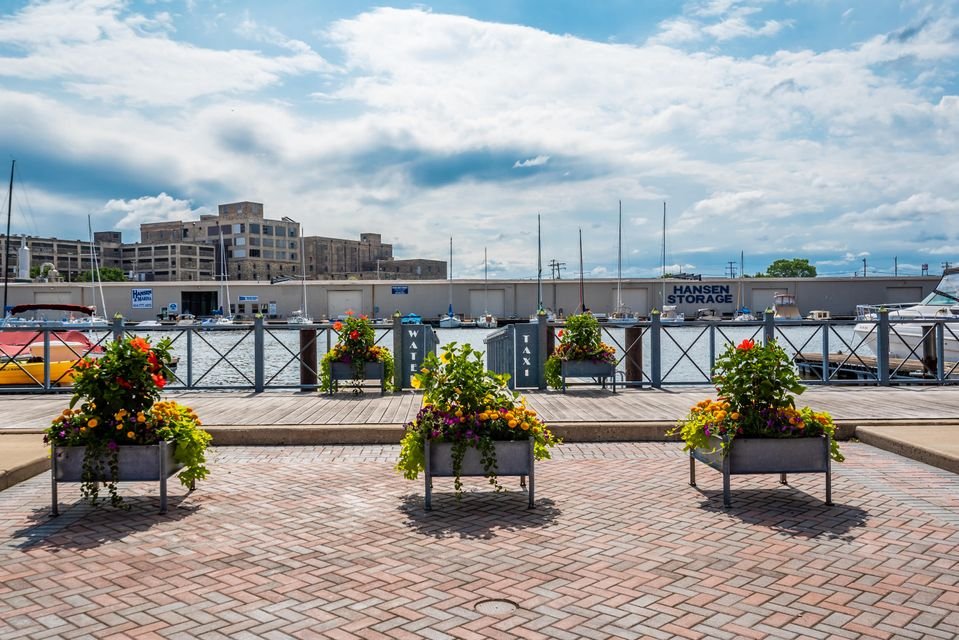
<box><xmin>89</xmin><ymin>214</ymin><xmax>107</xmax><ymax>317</ymax></box>
<box><xmin>2</xmin><ymin>159</ymin><xmax>14</xmax><ymax>316</ymax></box>
<box><xmin>483</xmin><ymin>246</ymin><xmax>488</xmax><ymax>314</ymax></box>
<box><xmin>300</xmin><ymin>225</ymin><xmax>307</xmax><ymax>317</ymax></box>
<box><xmin>578</xmin><ymin>228</ymin><xmax>585</xmax><ymax>313</ymax></box>
<box><xmin>537</xmin><ymin>214</ymin><xmax>543</xmax><ymax>311</ymax></box>
<box><xmin>661</xmin><ymin>202</ymin><xmax>666</xmax><ymax>306</ymax></box>
<box><xmin>448</xmin><ymin>236</ymin><xmax>453</xmax><ymax>317</ymax></box>
<box><xmin>617</xmin><ymin>200</ymin><xmax>623</xmax><ymax>310</ymax></box>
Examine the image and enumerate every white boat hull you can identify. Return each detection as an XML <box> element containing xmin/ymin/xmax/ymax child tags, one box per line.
<box><xmin>439</xmin><ymin>316</ymin><xmax>461</xmax><ymax>329</ymax></box>
<box><xmin>853</xmin><ymin>322</ymin><xmax>959</xmax><ymax>361</ymax></box>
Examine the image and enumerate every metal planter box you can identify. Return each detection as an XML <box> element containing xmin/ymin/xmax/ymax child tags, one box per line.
<box><xmin>424</xmin><ymin>438</ymin><xmax>534</xmax><ymax>510</ymax></box>
<box><xmin>561</xmin><ymin>360</ymin><xmax>616</xmax><ymax>393</ymax></box>
<box><xmin>51</xmin><ymin>441</ymin><xmax>185</xmax><ymax>514</ymax></box>
<box><xmin>690</xmin><ymin>436</ymin><xmax>832</xmax><ymax>508</ymax></box>
<box><xmin>329</xmin><ymin>361</ymin><xmax>385</xmax><ymax>394</ymax></box>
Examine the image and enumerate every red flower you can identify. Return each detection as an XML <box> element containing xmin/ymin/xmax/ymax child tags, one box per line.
<box><xmin>116</xmin><ymin>377</ymin><xmax>132</xmax><ymax>390</ymax></box>
<box><xmin>737</xmin><ymin>339</ymin><xmax>755</xmax><ymax>351</ymax></box>
<box><xmin>129</xmin><ymin>336</ymin><xmax>151</xmax><ymax>353</ymax></box>
<box><xmin>152</xmin><ymin>373</ymin><xmax>166</xmax><ymax>389</ymax></box>
<box><xmin>557</xmin><ymin>330</ymin><xmax>565</xmax><ymax>338</ymax></box>
<box><xmin>360</xmin><ymin>315</ymin><xmax>368</xmax><ymax>320</ymax></box>
<box><xmin>147</xmin><ymin>351</ymin><xmax>161</xmax><ymax>372</ymax></box>
<box><xmin>349</xmin><ymin>330</ymin><xmax>359</xmax><ymax>340</ymax></box>
<box><xmin>333</xmin><ymin>321</ymin><xmax>343</xmax><ymax>331</ymax></box>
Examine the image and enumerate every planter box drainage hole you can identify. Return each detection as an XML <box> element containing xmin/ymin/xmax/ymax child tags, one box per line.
<box><xmin>474</xmin><ymin>599</ymin><xmax>519</xmax><ymax>616</ymax></box>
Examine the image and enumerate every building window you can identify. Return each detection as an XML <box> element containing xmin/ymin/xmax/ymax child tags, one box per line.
<box><xmin>249</xmin><ymin>223</ymin><xmax>260</xmax><ymax>234</ymax></box>
<box><xmin>235</xmin><ymin>237</ymin><xmax>246</xmax><ymax>246</ymax></box>
<box><xmin>233</xmin><ymin>249</ymin><xmax>247</xmax><ymax>258</ymax></box>
<box><xmin>207</xmin><ymin>226</ymin><xmax>219</xmax><ymax>236</ymax></box>
<box><xmin>289</xmin><ymin>228</ymin><xmax>296</xmax><ymax>237</ymax></box>
<box><xmin>250</xmin><ymin>249</ymin><xmax>260</xmax><ymax>257</ymax></box>
<box><xmin>232</xmin><ymin>223</ymin><xmax>243</xmax><ymax>234</ymax></box>
<box><xmin>263</xmin><ymin>225</ymin><xmax>273</xmax><ymax>235</ymax></box>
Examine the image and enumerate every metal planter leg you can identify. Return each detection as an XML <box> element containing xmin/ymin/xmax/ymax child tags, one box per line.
<box><xmin>51</xmin><ymin>444</ymin><xmax>59</xmax><ymax>517</ymax></box>
<box><xmin>527</xmin><ymin>437</ymin><xmax>535</xmax><ymax>509</ymax></box>
<box><xmin>722</xmin><ymin>456</ymin><xmax>732</xmax><ymax>508</ymax></box>
<box><xmin>424</xmin><ymin>439</ymin><xmax>432</xmax><ymax>511</ymax></box>
<box><xmin>688</xmin><ymin>454</ymin><xmax>696</xmax><ymax>487</ymax></box>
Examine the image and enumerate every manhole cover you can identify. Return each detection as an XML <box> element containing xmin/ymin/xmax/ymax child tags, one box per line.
<box><xmin>474</xmin><ymin>599</ymin><xmax>519</xmax><ymax>616</ymax></box>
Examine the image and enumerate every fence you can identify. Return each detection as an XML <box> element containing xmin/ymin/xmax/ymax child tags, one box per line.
<box><xmin>3</xmin><ymin>310</ymin><xmax>958</xmax><ymax>394</ymax></box>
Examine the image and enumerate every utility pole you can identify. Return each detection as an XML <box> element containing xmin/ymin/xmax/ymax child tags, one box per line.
<box><xmin>862</xmin><ymin>258</ymin><xmax>867</xmax><ymax>278</ymax></box>
<box><xmin>894</xmin><ymin>256</ymin><xmax>898</xmax><ymax>277</ymax></box>
<box><xmin>942</xmin><ymin>261</ymin><xmax>952</xmax><ymax>272</ymax></box>
<box><xmin>548</xmin><ymin>259</ymin><xmax>566</xmax><ymax>279</ymax></box>
<box><xmin>726</xmin><ymin>261</ymin><xmax>737</xmax><ymax>278</ymax></box>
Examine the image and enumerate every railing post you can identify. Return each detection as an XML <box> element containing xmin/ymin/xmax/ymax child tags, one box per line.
<box><xmin>624</xmin><ymin>325</ymin><xmax>643</xmax><ymax>387</ymax></box>
<box><xmin>537</xmin><ymin>313</ymin><xmax>548</xmax><ymax>390</ymax></box>
<box><xmin>299</xmin><ymin>327</ymin><xmax>317</xmax><ymax>390</ymax></box>
<box><xmin>937</xmin><ymin>322</ymin><xmax>945</xmax><ymax>382</ymax></box>
<box><xmin>43</xmin><ymin>329</ymin><xmax>51</xmax><ymax>389</ymax></box>
<box><xmin>254</xmin><ymin>316</ymin><xmax>265</xmax><ymax>392</ymax></box>
<box><xmin>650</xmin><ymin>310</ymin><xmax>661</xmax><ymax>389</ymax></box>
<box><xmin>763</xmin><ymin>309</ymin><xmax>775</xmax><ymax>345</ymax></box>
<box><xmin>877</xmin><ymin>308</ymin><xmax>889</xmax><ymax>386</ymax></box>
<box><xmin>186</xmin><ymin>328</ymin><xmax>193</xmax><ymax>389</ymax></box>
<box><xmin>392</xmin><ymin>313</ymin><xmax>403</xmax><ymax>391</ymax></box>
<box><xmin>821</xmin><ymin>322</ymin><xmax>830</xmax><ymax>384</ymax></box>
<box><xmin>112</xmin><ymin>315</ymin><xmax>124</xmax><ymax>343</ymax></box>
<box><xmin>708</xmin><ymin>324</ymin><xmax>716</xmax><ymax>371</ymax></box>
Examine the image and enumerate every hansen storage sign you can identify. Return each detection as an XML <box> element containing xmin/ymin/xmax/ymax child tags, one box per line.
<box><xmin>666</xmin><ymin>284</ymin><xmax>733</xmax><ymax>306</ymax></box>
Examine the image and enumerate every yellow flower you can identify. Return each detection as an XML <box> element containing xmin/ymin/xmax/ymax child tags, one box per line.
<box><xmin>455</xmin><ymin>409</ymin><xmax>463</xmax><ymax>418</ymax></box>
<box><xmin>79</xmin><ymin>427</ymin><xmax>87</xmax><ymax>434</ymax></box>
<box><xmin>508</xmin><ymin>419</ymin><xmax>518</xmax><ymax>428</ymax></box>
<box><xmin>127</xmin><ymin>431</ymin><xmax>135</xmax><ymax>439</ymax></box>
<box><xmin>87</xmin><ymin>418</ymin><xmax>99</xmax><ymax>428</ymax></box>
<box><xmin>411</xmin><ymin>376</ymin><xmax>422</xmax><ymax>389</ymax></box>
<box><xmin>440</xmin><ymin>352</ymin><xmax>452</xmax><ymax>364</ymax></box>
<box><xmin>730</xmin><ymin>412</ymin><xmax>740</xmax><ymax>421</ymax></box>
<box><xmin>116</xmin><ymin>424</ymin><xmax>123</xmax><ymax>430</ymax></box>
<box><xmin>136</xmin><ymin>413</ymin><xmax>146</xmax><ymax>423</ymax></box>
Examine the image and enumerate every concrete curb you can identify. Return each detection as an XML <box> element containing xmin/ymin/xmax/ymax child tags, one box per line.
<box><xmin>855</xmin><ymin>426</ymin><xmax>959</xmax><ymax>475</ymax></box>
<box><xmin>0</xmin><ymin>458</ymin><xmax>50</xmax><ymax>493</ymax></box>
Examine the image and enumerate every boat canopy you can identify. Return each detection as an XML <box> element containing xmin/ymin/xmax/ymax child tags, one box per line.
<box><xmin>10</xmin><ymin>304</ymin><xmax>96</xmax><ymax>316</ymax></box>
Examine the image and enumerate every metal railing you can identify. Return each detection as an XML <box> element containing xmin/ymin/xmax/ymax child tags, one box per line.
<box><xmin>4</xmin><ymin>310</ymin><xmax>958</xmax><ymax>394</ymax></box>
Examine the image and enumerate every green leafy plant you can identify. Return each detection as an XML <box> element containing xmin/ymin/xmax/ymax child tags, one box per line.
<box><xmin>670</xmin><ymin>339</ymin><xmax>843</xmax><ymax>462</ymax></box>
<box><xmin>320</xmin><ymin>311</ymin><xmax>394</xmax><ymax>393</ymax></box>
<box><xmin>544</xmin><ymin>313</ymin><xmax>616</xmax><ymax>389</ymax></box>
<box><xmin>43</xmin><ymin>335</ymin><xmax>212</xmax><ymax>508</ymax></box>
<box><xmin>396</xmin><ymin>342</ymin><xmax>559</xmax><ymax>495</ymax></box>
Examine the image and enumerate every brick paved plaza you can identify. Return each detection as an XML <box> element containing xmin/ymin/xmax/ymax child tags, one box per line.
<box><xmin>2</xmin><ymin>442</ymin><xmax>959</xmax><ymax>639</ymax></box>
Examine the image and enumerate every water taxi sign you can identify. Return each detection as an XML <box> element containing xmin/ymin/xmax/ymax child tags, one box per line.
<box><xmin>512</xmin><ymin>323</ymin><xmax>539</xmax><ymax>389</ymax></box>
<box><xmin>238</xmin><ymin>295</ymin><xmax>258</xmax><ymax>302</ymax></box>
<box><xmin>392</xmin><ymin>285</ymin><xmax>409</xmax><ymax>295</ymax></box>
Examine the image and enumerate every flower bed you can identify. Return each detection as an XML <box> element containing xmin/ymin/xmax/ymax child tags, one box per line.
<box><xmin>397</xmin><ymin>342</ymin><xmax>559</xmax><ymax>509</ymax></box>
<box><xmin>44</xmin><ymin>335</ymin><xmax>211</xmax><ymax>511</ymax></box>
<box><xmin>320</xmin><ymin>311</ymin><xmax>394</xmax><ymax>393</ymax></box>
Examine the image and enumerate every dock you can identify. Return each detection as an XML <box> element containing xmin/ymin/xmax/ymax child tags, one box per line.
<box><xmin>795</xmin><ymin>351</ymin><xmax>957</xmax><ymax>380</ymax></box>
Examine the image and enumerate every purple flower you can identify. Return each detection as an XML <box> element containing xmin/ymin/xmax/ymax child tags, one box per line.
<box><xmin>59</xmin><ymin>430</ymin><xmax>66</xmax><ymax>438</ymax></box>
<box><xmin>107</xmin><ymin>441</ymin><xmax>118</xmax><ymax>451</ymax></box>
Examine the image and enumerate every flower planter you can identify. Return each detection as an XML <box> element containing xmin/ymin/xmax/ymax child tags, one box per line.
<box><xmin>51</xmin><ymin>441</ymin><xmax>186</xmax><ymax>515</ymax></box>
<box><xmin>561</xmin><ymin>360</ymin><xmax>616</xmax><ymax>393</ymax></box>
<box><xmin>689</xmin><ymin>436</ymin><xmax>832</xmax><ymax>508</ymax></box>
<box><xmin>424</xmin><ymin>438</ymin><xmax>534</xmax><ymax>510</ymax></box>
<box><xmin>329</xmin><ymin>361</ymin><xmax>385</xmax><ymax>395</ymax></box>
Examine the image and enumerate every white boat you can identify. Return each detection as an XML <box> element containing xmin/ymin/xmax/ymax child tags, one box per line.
<box><xmin>854</xmin><ymin>267</ymin><xmax>959</xmax><ymax>360</ymax></box>
<box><xmin>658</xmin><ymin>202</ymin><xmax>682</xmax><ymax>322</ymax></box>
<box><xmin>287</xmin><ymin>310</ymin><xmax>313</xmax><ymax>325</ymax></box>
<box><xmin>439</xmin><ymin>237</ymin><xmax>461</xmax><ymax>328</ymax></box>
<box><xmin>291</xmin><ymin>221</ymin><xmax>313</xmax><ymax>324</ymax></box>
<box><xmin>474</xmin><ymin>247</ymin><xmax>498</xmax><ymax>329</ymax></box>
<box><xmin>733</xmin><ymin>252</ymin><xmax>756</xmax><ymax>320</ymax></box>
<box><xmin>136</xmin><ymin>320</ymin><xmax>162</xmax><ymax>328</ymax></box>
<box><xmin>773</xmin><ymin>292</ymin><xmax>802</xmax><ymax>320</ymax></box>
<box><xmin>695</xmin><ymin>308</ymin><xmax>723</xmax><ymax>322</ymax></box>
<box><xmin>608</xmin><ymin>201</ymin><xmax>639</xmax><ymax>327</ymax></box>
<box><xmin>661</xmin><ymin>305</ymin><xmax>685</xmax><ymax>324</ymax></box>
<box><xmin>806</xmin><ymin>310</ymin><xmax>831</xmax><ymax>321</ymax></box>
<box><xmin>212</xmin><ymin>228</ymin><xmax>235</xmax><ymax>325</ymax></box>
<box><xmin>176</xmin><ymin>313</ymin><xmax>198</xmax><ymax>326</ymax></box>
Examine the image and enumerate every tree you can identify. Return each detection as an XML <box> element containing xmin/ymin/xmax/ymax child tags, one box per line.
<box><xmin>79</xmin><ymin>267</ymin><xmax>127</xmax><ymax>282</ymax></box>
<box><xmin>764</xmin><ymin>258</ymin><xmax>817</xmax><ymax>278</ymax></box>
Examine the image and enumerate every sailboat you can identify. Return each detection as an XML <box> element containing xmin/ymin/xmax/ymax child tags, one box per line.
<box><xmin>608</xmin><ymin>201</ymin><xmax>638</xmax><ymax>327</ymax></box>
<box><xmin>68</xmin><ymin>215</ymin><xmax>108</xmax><ymax>327</ymax></box>
<box><xmin>206</xmin><ymin>229</ymin><xmax>235</xmax><ymax>326</ymax></box>
<box><xmin>439</xmin><ymin>237</ymin><xmax>461</xmax><ymax>328</ymax></box>
<box><xmin>660</xmin><ymin>202</ymin><xmax>684</xmax><ymax>324</ymax></box>
<box><xmin>288</xmin><ymin>224</ymin><xmax>313</xmax><ymax>324</ymax></box>
<box><xmin>733</xmin><ymin>250</ymin><xmax>756</xmax><ymax>321</ymax></box>
<box><xmin>475</xmin><ymin>247</ymin><xmax>497</xmax><ymax>329</ymax></box>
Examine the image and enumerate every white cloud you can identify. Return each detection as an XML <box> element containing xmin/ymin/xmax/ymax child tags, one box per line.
<box><xmin>703</xmin><ymin>17</ymin><xmax>790</xmax><ymax>41</ymax></box>
<box><xmin>513</xmin><ymin>155</ymin><xmax>550</xmax><ymax>168</ymax></box>
<box><xmin>103</xmin><ymin>194</ymin><xmax>212</xmax><ymax>230</ymax></box>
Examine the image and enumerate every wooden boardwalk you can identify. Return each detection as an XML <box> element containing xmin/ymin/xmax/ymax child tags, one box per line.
<box><xmin>4</xmin><ymin>386</ymin><xmax>959</xmax><ymax>431</ymax></box>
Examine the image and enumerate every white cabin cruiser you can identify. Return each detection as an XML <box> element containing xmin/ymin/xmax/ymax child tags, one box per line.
<box><xmin>853</xmin><ymin>268</ymin><xmax>959</xmax><ymax>360</ymax></box>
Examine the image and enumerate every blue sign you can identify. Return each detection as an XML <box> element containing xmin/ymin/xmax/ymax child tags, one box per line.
<box><xmin>392</xmin><ymin>285</ymin><xmax>409</xmax><ymax>295</ymax></box>
<box><xmin>131</xmin><ymin>288</ymin><xmax>153</xmax><ymax>309</ymax></box>
<box><xmin>238</xmin><ymin>295</ymin><xmax>258</xmax><ymax>302</ymax></box>
<box><xmin>512</xmin><ymin>324</ymin><xmax>539</xmax><ymax>389</ymax></box>
<box><xmin>667</xmin><ymin>284</ymin><xmax>733</xmax><ymax>306</ymax></box>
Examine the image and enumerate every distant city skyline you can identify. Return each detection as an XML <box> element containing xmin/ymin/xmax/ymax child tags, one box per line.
<box><xmin>1</xmin><ymin>0</ymin><xmax>956</xmax><ymax>279</ymax></box>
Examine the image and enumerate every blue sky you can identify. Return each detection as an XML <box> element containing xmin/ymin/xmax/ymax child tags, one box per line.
<box><xmin>1</xmin><ymin>0</ymin><xmax>957</xmax><ymax>279</ymax></box>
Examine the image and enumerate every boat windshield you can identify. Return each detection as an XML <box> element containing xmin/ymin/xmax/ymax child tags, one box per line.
<box><xmin>923</xmin><ymin>272</ymin><xmax>959</xmax><ymax>305</ymax></box>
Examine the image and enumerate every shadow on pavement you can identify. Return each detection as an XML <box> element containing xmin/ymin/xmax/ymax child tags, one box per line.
<box><xmin>9</xmin><ymin>495</ymin><xmax>198</xmax><ymax>551</ymax></box>
<box><xmin>696</xmin><ymin>487</ymin><xmax>868</xmax><ymax>541</ymax></box>
<box><xmin>398</xmin><ymin>491</ymin><xmax>561</xmax><ymax>540</ymax></box>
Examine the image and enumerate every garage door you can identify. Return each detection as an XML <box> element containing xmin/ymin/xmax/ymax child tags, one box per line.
<box><xmin>751</xmin><ymin>289</ymin><xmax>779</xmax><ymax>314</ymax></box>
<box><xmin>328</xmin><ymin>290</ymin><xmax>363</xmax><ymax>319</ymax></box>
<box><xmin>469</xmin><ymin>289</ymin><xmax>505</xmax><ymax>318</ymax></box>
<box><xmin>612</xmin><ymin>289</ymin><xmax>649</xmax><ymax>316</ymax></box>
